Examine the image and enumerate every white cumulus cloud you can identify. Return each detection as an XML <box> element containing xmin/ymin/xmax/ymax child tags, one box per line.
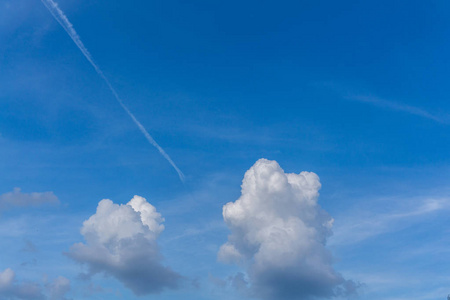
<box><xmin>218</xmin><ymin>159</ymin><xmax>358</xmax><ymax>300</ymax></box>
<box><xmin>67</xmin><ymin>195</ymin><xmax>181</xmax><ymax>295</ymax></box>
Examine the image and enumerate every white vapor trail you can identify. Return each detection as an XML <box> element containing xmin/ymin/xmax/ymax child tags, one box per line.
<box><xmin>40</xmin><ymin>0</ymin><xmax>185</xmax><ymax>182</ymax></box>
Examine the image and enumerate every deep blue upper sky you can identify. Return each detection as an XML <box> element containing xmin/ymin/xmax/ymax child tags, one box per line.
<box><xmin>0</xmin><ymin>1</ymin><xmax>449</xmax><ymax>299</ymax></box>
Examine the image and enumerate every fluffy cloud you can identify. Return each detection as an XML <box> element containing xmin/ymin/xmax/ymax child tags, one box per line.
<box><xmin>0</xmin><ymin>188</ymin><xmax>59</xmax><ymax>210</ymax></box>
<box><xmin>67</xmin><ymin>196</ymin><xmax>181</xmax><ymax>295</ymax></box>
<box><xmin>218</xmin><ymin>159</ymin><xmax>358</xmax><ymax>300</ymax></box>
<box><xmin>0</xmin><ymin>268</ymin><xmax>44</xmax><ymax>300</ymax></box>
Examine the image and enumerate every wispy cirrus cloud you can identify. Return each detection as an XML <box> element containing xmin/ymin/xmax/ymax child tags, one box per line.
<box><xmin>317</xmin><ymin>81</ymin><xmax>449</xmax><ymax>125</ymax></box>
<box><xmin>330</xmin><ymin>197</ymin><xmax>450</xmax><ymax>246</ymax></box>
<box><xmin>345</xmin><ymin>95</ymin><xmax>449</xmax><ymax>124</ymax></box>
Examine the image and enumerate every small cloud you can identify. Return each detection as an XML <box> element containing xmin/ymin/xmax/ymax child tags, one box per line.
<box><xmin>81</xmin><ymin>282</ymin><xmax>104</xmax><ymax>297</ymax></box>
<box><xmin>0</xmin><ymin>268</ymin><xmax>45</xmax><ymax>300</ymax></box>
<box><xmin>47</xmin><ymin>276</ymin><xmax>71</xmax><ymax>300</ymax></box>
<box><xmin>0</xmin><ymin>188</ymin><xmax>59</xmax><ymax>211</ymax></box>
<box><xmin>229</xmin><ymin>272</ymin><xmax>249</xmax><ymax>294</ymax></box>
<box><xmin>20</xmin><ymin>259</ymin><xmax>37</xmax><ymax>267</ymax></box>
<box><xmin>0</xmin><ymin>269</ymin><xmax>70</xmax><ymax>300</ymax></box>
<box><xmin>218</xmin><ymin>159</ymin><xmax>358</xmax><ymax>300</ymax></box>
<box><xmin>67</xmin><ymin>195</ymin><xmax>181</xmax><ymax>295</ymax></box>
<box><xmin>21</xmin><ymin>239</ymin><xmax>38</xmax><ymax>253</ymax></box>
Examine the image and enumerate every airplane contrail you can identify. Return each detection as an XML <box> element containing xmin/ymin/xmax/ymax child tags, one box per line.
<box><xmin>40</xmin><ymin>0</ymin><xmax>185</xmax><ymax>182</ymax></box>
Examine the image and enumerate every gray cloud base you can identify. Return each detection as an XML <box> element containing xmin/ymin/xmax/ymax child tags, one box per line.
<box><xmin>218</xmin><ymin>159</ymin><xmax>358</xmax><ymax>299</ymax></box>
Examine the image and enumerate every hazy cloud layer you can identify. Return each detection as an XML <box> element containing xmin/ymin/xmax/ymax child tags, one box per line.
<box><xmin>0</xmin><ymin>188</ymin><xmax>59</xmax><ymax>211</ymax></box>
<box><xmin>67</xmin><ymin>196</ymin><xmax>181</xmax><ymax>295</ymax></box>
<box><xmin>219</xmin><ymin>159</ymin><xmax>358</xmax><ymax>300</ymax></box>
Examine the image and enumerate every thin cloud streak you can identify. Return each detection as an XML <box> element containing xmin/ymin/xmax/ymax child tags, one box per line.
<box><xmin>330</xmin><ymin>197</ymin><xmax>450</xmax><ymax>246</ymax></box>
<box><xmin>40</xmin><ymin>0</ymin><xmax>184</xmax><ymax>181</ymax></box>
<box><xmin>346</xmin><ymin>95</ymin><xmax>448</xmax><ymax>124</ymax></box>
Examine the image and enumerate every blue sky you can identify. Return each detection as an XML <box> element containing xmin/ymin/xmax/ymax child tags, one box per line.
<box><xmin>0</xmin><ymin>0</ymin><xmax>449</xmax><ymax>299</ymax></box>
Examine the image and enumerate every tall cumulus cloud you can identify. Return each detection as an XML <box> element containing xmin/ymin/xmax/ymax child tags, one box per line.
<box><xmin>218</xmin><ymin>159</ymin><xmax>358</xmax><ymax>300</ymax></box>
<box><xmin>67</xmin><ymin>195</ymin><xmax>181</xmax><ymax>295</ymax></box>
